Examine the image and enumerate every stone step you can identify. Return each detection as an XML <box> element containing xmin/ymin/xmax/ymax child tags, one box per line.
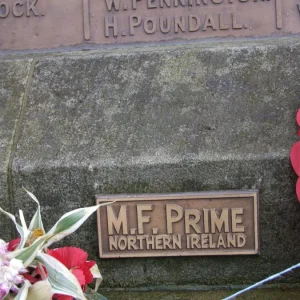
<box><xmin>93</xmin><ymin>288</ymin><xmax>300</xmax><ymax>300</ymax></box>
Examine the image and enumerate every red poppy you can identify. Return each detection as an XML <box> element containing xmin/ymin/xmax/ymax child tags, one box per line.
<box><xmin>23</xmin><ymin>272</ymin><xmax>40</xmax><ymax>284</ymax></box>
<box><xmin>291</xmin><ymin>142</ymin><xmax>300</xmax><ymax>202</ymax></box>
<box><xmin>7</xmin><ymin>238</ymin><xmax>21</xmax><ymax>251</ymax></box>
<box><xmin>47</xmin><ymin>247</ymin><xmax>96</xmax><ymax>300</ymax></box>
<box><xmin>291</xmin><ymin>142</ymin><xmax>300</xmax><ymax>177</ymax></box>
<box><xmin>297</xmin><ymin>109</ymin><xmax>300</xmax><ymax>127</ymax></box>
<box><xmin>297</xmin><ymin>178</ymin><xmax>300</xmax><ymax>202</ymax></box>
<box><xmin>291</xmin><ymin>110</ymin><xmax>300</xmax><ymax>203</ymax></box>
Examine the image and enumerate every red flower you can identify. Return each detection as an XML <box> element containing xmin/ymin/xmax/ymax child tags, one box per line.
<box><xmin>23</xmin><ymin>272</ymin><xmax>40</xmax><ymax>284</ymax></box>
<box><xmin>297</xmin><ymin>178</ymin><xmax>300</xmax><ymax>202</ymax></box>
<box><xmin>297</xmin><ymin>109</ymin><xmax>300</xmax><ymax>127</ymax></box>
<box><xmin>291</xmin><ymin>142</ymin><xmax>300</xmax><ymax>202</ymax></box>
<box><xmin>290</xmin><ymin>141</ymin><xmax>300</xmax><ymax>178</ymax></box>
<box><xmin>47</xmin><ymin>247</ymin><xmax>96</xmax><ymax>300</ymax></box>
<box><xmin>291</xmin><ymin>109</ymin><xmax>300</xmax><ymax>203</ymax></box>
<box><xmin>7</xmin><ymin>238</ymin><xmax>21</xmax><ymax>251</ymax></box>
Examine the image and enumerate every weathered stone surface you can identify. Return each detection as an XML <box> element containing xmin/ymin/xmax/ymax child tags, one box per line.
<box><xmin>8</xmin><ymin>38</ymin><xmax>300</xmax><ymax>287</ymax></box>
<box><xmin>0</xmin><ymin>59</ymin><xmax>32</xmax><ymax>241</ymax></box>
<box><xmin>99</xmin><ymin>289</ymin><xmax>300</xmax><ymax>300</ymax></box>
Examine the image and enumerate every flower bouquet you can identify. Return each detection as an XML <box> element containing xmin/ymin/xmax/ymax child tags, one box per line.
<box><xmin>0</xmin><ymin>189</ymin><xmax>110</xmax><ymax>300</ymax></box>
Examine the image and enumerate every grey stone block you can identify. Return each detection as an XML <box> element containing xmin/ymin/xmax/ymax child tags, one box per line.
<box><xmin>0</xmin><ymin>59</ymin><xmax>32</xmax><ymax>242</ymax></box>
<box><xmin>8</xmin><ymin>38</ymin><xmax>300</xmax><ymax>287</ymax></box>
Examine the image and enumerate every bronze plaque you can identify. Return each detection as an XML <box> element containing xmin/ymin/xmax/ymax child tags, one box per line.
<box><xmin>97</xmin><ymin>190</ymin><xmax>259</xmax><ymax>258</ymax></box>
<box><xmin>0</xmin><ymin>0</ymin><xmax>300</xmax><ymax>50</ymax></box>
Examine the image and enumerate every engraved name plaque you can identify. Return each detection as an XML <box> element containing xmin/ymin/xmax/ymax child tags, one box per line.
<box><xmin>97</xmin><ymin>190</ymin><xmax>259</xmax><ymax>258</ymax></box>
<box><xmin>0</xmin><ymin>0</ymin><xmax>300</xmax><ymax>50</ymax></box>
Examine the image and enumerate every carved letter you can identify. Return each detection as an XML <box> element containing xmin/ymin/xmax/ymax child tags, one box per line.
<box><xmin>132</xmin><ymin>0</ymin><xmax>141</xmax><ymax>10</ymax></box>
<box><xmin>137</xmin><ymin>204</ymin><xmax>153</xmax><ymax>234</ymax></box>
<box><xmin>146</xmin><ymin>236</ymin><xmax>155</xmax><ymax>249</ymax></box>
<box><xmin>118</xmin><ymin>236</ymin><xmax>127</xmax><ymax>250</ymax></box>
<box><xmin>201</xmin><ymin>234</ymin><xmax>209</xmax><ymax>248</ymax></box>
<box><xmin>26</xmin><ymin>0</ymin><xmax>39</xmax><ymax>17</ymax></box>
<box><xmin>237</xmin><ymin>233</ymin><xmax>246</xmax><ymax>248</ymax></box>
<box><xmin>174</xmin><ymin>0</ymin><xmax>186</xmax><ymax>7</ymax></box>
<box><xmin>147</xmin><ymin>0</ymin><xmax>157</xmax><ymax>8</ymax></box>
<box><xmin>190</xmin><ymin>235</ymin><xmax>200</xmax><ymax>249</ymax></box>
<box><xmin>107</xmin><ymin>205</ymin><xmax>128</xmax><ymax>235</ymax></box>
<box><xmin>130</xmin><ymin>15</ymin><xmax>141</xmax><ymax>35</ymax></box>
<box><xmin>185</xmin><ymin>209</ymin><xmax>201</xmax><ymax>233</ymax></box>
<box><xmin>13</xmin><ymin>2</ymin><xmax>24</xmax><ymax>17</ymax></box>
<box><xmin>105</xmin><ymin>16</ymin><xmax>118</xmax><ymax>37</ymax></box>
<box><xmin>232</xmin><ymin>12</ymin><xmax>243</xmax><ymax>29</ymax></box>
<box><xmin>203</xmin><ymin>209</ymin><xmax>210</xmax><ymax>233</ymax></box>
<box><xmin>162</xmin><ymin>235</ymin><xmax>172</xmax><ymax>249</ymax></box>
<box><xmin>109</xmin><ymin>236</ymin><xmax>118</xmax><ymax>250</ymax></box>
<box><xmin>210</xmin><ymin>208</ymin><xmax>229</xmax><ymax>233</ymax></box>
<box><xmin>227</xmin><ymin>233</ymin><xmax>236</xmax><ymax>248</ymax></box>
<box><xmin>174</xmin><ymin>16</ymin><xmax>186</xmax><ymax>33</ymax></box>
<box><xmin>189</xmin><ymin>15</ymin><xmax>201</xmax><ymax>32</ymax></box>
<box><xmin>105</xmin><ymin>0</ymin><xmax>121</xmax><ymax>11</ymax></box>
<box><xmin>203</xmin><ymin>14</ymin><xmax>217</xmax><ymax>31</ymax></box>
<box><xmin>209</xmin><ymin>234</ymin><xmax>216</xmax><ymax>248</ymax></box>
<box><xmin>155</xmin><ymin>236</ymin><xmax>163</xmax><ymax>249</ymax></box>
<box><xmin>0</xmin><ymin>3</ymin><xmax>9</xmax><ymax>18</ymax></box>
<box><xmin>231</xmin><ymin>208</ymin><xmax>245</xmax><ymax>233</ymax></box>
<box><xmin>137</xmin><ymin>236</ymin><xmax>145</xmax><ymax>249</ymax></box>
<box><xmin>217</xmin><ymin>234</ymin><xmax>226</xmax><ymax>248</ymax></box>
<box><xmin>166</xmin><ymin>204</ymin><xmax>183</xmax><ymax>234</ymax></box>
<box><xmin>219</xmin><ymin>12</ymin><xmax>230</xmax><ymax>30</ymax></box>
<box><xmin>144</xmin><ymin>18</ymin><xmax>157</xmax><ymax>34</ymax></box>
<box><xmin>159</xmin><ymin>17</ymin><xmax>171</xmax><ymax>33</ymax></box>
<box><xmin>173</xmin><ymin>234</ymin><xmax>182</xmax><ymax>249</ymax></box>
<box><xmin>160</xmin><ymin>0</ymin><xmax>171</xmax><ymax>7</ymax></box>
<box><xmin>128</xmin><ymin>236</ymin><xmax>138</xmax><ymax>250</ymax></box>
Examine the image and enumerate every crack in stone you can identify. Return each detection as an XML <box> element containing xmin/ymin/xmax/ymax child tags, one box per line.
<box><xmin>5</xmin><ymin>59</ymin><xmax>36</xmax><ymax>235</ymax></box>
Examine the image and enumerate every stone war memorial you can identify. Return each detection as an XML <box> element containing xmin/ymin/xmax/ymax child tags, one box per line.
<box><xmin>1</xmin><ymin>0</ymin><xmax>300</xmax><ymax>299</ymax></box>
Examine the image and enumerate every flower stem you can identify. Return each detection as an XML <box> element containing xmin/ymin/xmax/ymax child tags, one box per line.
<box><xmin>223</xmin><ymin>262</ymin><xmax>300</xmax><ymax>300</ymax></box>
<box><xmin>38</xmin><ymin>262</ymin><xmax>47</xmax><ymax>280</ymax></box>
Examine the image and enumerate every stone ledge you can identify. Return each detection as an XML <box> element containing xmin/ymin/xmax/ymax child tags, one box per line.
<box><xmin>93</xmin><ymin>285</ymin><xmax>300</xmax><ymax>300</ymax></box>
<box><xmin>96</xmin><ymin>288</ymin><xmax>300</xmax><ymax>300</ymax></box>
<box><xmin>10</xmin><ymin>158</ymin><xmax>300</xmax><ymax>287</ymax></box>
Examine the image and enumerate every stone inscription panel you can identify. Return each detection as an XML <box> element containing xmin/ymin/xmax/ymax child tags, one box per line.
<box><xmin>0</xmin><ymin>0</ymin><xmax>300</xmax><ymax>50</ymax></box>
<box><xmin>97</xmin><ymin>191</ymin><xmax>259</xmax><ymax>258</ymax></box>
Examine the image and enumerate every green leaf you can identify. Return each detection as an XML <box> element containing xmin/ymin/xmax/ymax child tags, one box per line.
<box><xmin>14</xmin><ymin>280</ymin><xmax>31</xmax><ymax>300</ymax></box>
<box><xmin>19</xmin><ymin>210</ymin><xmax>28</xmax><ymax>232</ymax></box>
<box><xmin>0</xmin><ymin>206</ymin><xmax>29</xmax><ymax>249</ymax></box>
<box><xmin>8</xmin><ymin>235</ymin><xmax>49</xmax><ymax>267</ymax></box>
<box><xmin>24</xmin><ymin>189</ymin><xmax>44</xmax><ymax>232</ymax></box>
<box><xmin>36</xmin><ymin>252</ymin><xmax>87</xmax><ymax>300</ymax></box>
<box><xmin>44</xmin><ymin>203</ymin><xmax>112</xmax><ymax>248</ymax></box>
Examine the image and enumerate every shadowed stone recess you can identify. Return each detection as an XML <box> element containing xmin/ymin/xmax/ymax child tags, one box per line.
<box><xmin>0</xmin><ymin>59</ymin><xmax>31</xmax><ymax>241</ymax></box>
<box><xmin>9</xmin><ymin>38</ymin><xmax>300</xmax><ymax>287</ymax></box>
